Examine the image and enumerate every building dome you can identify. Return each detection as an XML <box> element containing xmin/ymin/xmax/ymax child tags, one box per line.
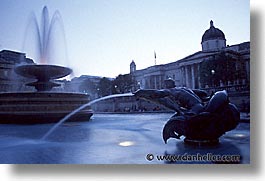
<box><xmin>201</xmin><ymin>20</ymin><xmax>226</xmax><ymax>52</ymax></box>
<box><xmin>202</xmin><ymin>20</ymin><xmax>226</xmax><ymax>42</ymax></box>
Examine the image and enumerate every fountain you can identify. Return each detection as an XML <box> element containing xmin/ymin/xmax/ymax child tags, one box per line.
<box><xmin>0</xmin><ymin>6</ymin><xmax>93</xmax><ymax>124</ymax></box>
<box><xmin>0</xmin><ymin>6</ymin><xmax>249</xmax><ymax>164</ymax></box>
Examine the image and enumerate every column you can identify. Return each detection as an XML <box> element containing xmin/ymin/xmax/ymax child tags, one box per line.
<box><xmin>154</xmin><ymin>76</ymin><xmax>157</xmax><ymax>89</ymax></box>
<box><xmin>185</xmin><ymin>66</ymin><xmax>189</xmax><ymax>88</ymax></box>
<box><xmin>181</xmin><ymin>67</ymin><xmax>185</xmax><ymax>87</ymax></box>
<box><xmin>191</xmin><ymin>65</ymin><xmax>195</xmax><ymax>89</ymax></box>
<box><xmin>158</xmin><ymin>75</ymin><xmax>162</xmax><ymax>89</ymax></box>
<box><xmin>143</xmin><ymin>77</ymin><xmax>147</xmax><ymax>89</ymax></box>
<box><xmin>197</xmin><ymin>63</ymin><xmax>201</xmax><ymax>88</ymax></box>
<box><xmin>148</xmin><ymin>78</ymin><xmax>151</xmax><ymax>89</ymax></box>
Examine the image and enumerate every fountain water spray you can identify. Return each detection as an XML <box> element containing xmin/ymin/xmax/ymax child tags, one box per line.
<box><xmin>41</xmin><ymin>93</ymin><xmax>134</xmax><ymax>140</ymax></box>
<box><xmin>22</xmin><ymin>6</ymin><xmax>68</xmax><ymax>66</ymax></box>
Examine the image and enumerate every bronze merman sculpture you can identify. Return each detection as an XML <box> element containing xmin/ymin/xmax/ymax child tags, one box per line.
<box><xmin>134</xmin><ymin>79</ymin><xmax>239</xmax><ymax>145</ymax></box>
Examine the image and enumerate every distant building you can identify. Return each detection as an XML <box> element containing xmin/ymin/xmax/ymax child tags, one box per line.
<box><xmin>0</xmin><ymin>50</ymin><xmax>34</xmax><ymax>92</ymax></box>
<box><xmin>65</xmin><ymin>75</ymin><xmax>112</xmax><ymax>100</ymax></box>
<box><xmin>0</xmin><ymin>49</ymin><xmax>112</xmax><ymax>96</ymax></box>
<box><xmin>130</xmin><ymin>20</ymin><xmax>250</xmax><ymax>93</ymax></box>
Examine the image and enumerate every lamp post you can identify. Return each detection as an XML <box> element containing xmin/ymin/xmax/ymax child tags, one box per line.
<box><xmin>114</xmin><ymin>85</ymin><xmax>118</xmax><ymax>94</ymax></box>
<box><xmin>211</xmin><ymin>69</ymin><xmax>215</xmax><ymax>87</ymax></box>
<box><xmin>137</xmin><ymin>81</ymin><xmax>141</xmax><ymax>89</ymax></box>
<box><xmin>96</xmin><ymin>88</ymin><xmax>100</xmax><ymax>98</ymax></box>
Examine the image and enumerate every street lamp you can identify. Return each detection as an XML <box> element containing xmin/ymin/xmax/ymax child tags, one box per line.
<box><xmin>137</xmin><ymin>81</ymin><xmax>141</xmax><ymax>89</ymax></box>
<box><xmin>211</xmin><ymin>69</ymin><xmax>215</xmax><ymax>87</ymax></box>
<box><xmin>114</xmin><ymin>85</ymin><xmax>118</xmax><ymax>94</ymax></box>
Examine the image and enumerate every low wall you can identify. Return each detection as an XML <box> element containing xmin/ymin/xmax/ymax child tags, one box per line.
<box><xmin>91</xmin><ymin>91</ymin><xmax>250</xmax><ymax>114</ymax></box>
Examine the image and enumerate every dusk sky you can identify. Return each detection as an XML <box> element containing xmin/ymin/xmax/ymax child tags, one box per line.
<box><xmin>0</xmin><ymin>0</ymin><xmax>249</xmax><ymax>78</ymax></box>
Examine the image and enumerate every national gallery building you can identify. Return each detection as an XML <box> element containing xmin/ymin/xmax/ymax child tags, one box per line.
<box><xmin>92</xmin><ymin>20</ymin><xmax>249</xmax><ymax>112</ymax></box>
<box><xmin>129</xmin><ymin>20</ymin><xmax>250</xmax><ymax>93</ymax></box>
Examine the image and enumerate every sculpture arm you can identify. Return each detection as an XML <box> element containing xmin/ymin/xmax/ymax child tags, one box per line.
<box><xmin>133</xmin><ymin>89</ymin><xmax>171</xmax><ymax>99</ymax></box>
<box><xmin>134</xmin><ymin>89</ymin><xmax>184</xmax><ymax>115</ymax></box>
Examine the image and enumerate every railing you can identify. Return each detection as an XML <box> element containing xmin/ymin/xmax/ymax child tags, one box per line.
<box><xmin>201</xmin><ymin>84</ymin><xmax>250</xmax><ymax>94</ymax></box>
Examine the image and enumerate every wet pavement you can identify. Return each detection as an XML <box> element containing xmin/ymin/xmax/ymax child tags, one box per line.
<box><xmin>0</xmin><ymin>113</ymin><xmax>250</xmax><ymax>164</ymax></box>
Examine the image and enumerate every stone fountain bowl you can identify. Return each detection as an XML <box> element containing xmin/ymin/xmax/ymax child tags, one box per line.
<box><xmin>15</xmin><ymin>64</ymin><xmax>72</xmax><ymax>80</ymax></box>
<box><xmin>0</xmin><ymin>92</ymin><xmax>93</xmax><ymax>124</ymax></box>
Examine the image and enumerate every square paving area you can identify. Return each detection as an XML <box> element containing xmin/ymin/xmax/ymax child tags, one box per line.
<box><xmin>0</xmin><ymin>113</ymin><xmax>250</xmax><ymax>164</ymax></box>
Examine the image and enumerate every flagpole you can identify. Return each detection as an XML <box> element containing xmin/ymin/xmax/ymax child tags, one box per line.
<box><xmin>154</xmin><ymin>51</ymin><xmax>156</xmax><ymax>65</ymax></box>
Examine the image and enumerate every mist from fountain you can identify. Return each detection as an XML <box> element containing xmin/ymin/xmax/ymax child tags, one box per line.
<box><xmin>22</xmin><ymin>6</ymin><xmax>69</xmax><ymax>66</ymax></box>
<box><xmin>41</xmin><ymin>93</ymin><xmax>134</xmax><ymax>140</ymax></box>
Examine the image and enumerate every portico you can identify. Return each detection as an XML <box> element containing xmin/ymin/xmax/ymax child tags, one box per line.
<box><xmin>181</xmin><ymin>63</ymin><xmax>201</xmax><ymax>89</ymax></box>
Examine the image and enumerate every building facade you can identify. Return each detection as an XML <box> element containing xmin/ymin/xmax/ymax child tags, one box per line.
<box><xmin>130</xmin><ymin>21</ymin><xmax>250</xmax><ymax>93</ymax></box>
<box><xmin>0</xmin><ymin>50</ymin><xmax>34</xmax><ymax>92</ymax></box>
<box><xmin>93</xmin><ymin>21</ymin><xmax>250</xmax><ymax>113</ymax></box>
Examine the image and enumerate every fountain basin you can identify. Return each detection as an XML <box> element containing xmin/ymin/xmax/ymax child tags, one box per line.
<box><xmin>0</xmin><ymin>92</ymin><xmax>93</xmax><ymax>124</ymax></box>
<box><xmin>15</xmin><ymin>65</ymin><xmax>73</xmax><ymax>91</ymax></box>
<box><xmin>15</xmin><ymin>64</ymin><xmax>72</xmax><ymax>80</ymax></box>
